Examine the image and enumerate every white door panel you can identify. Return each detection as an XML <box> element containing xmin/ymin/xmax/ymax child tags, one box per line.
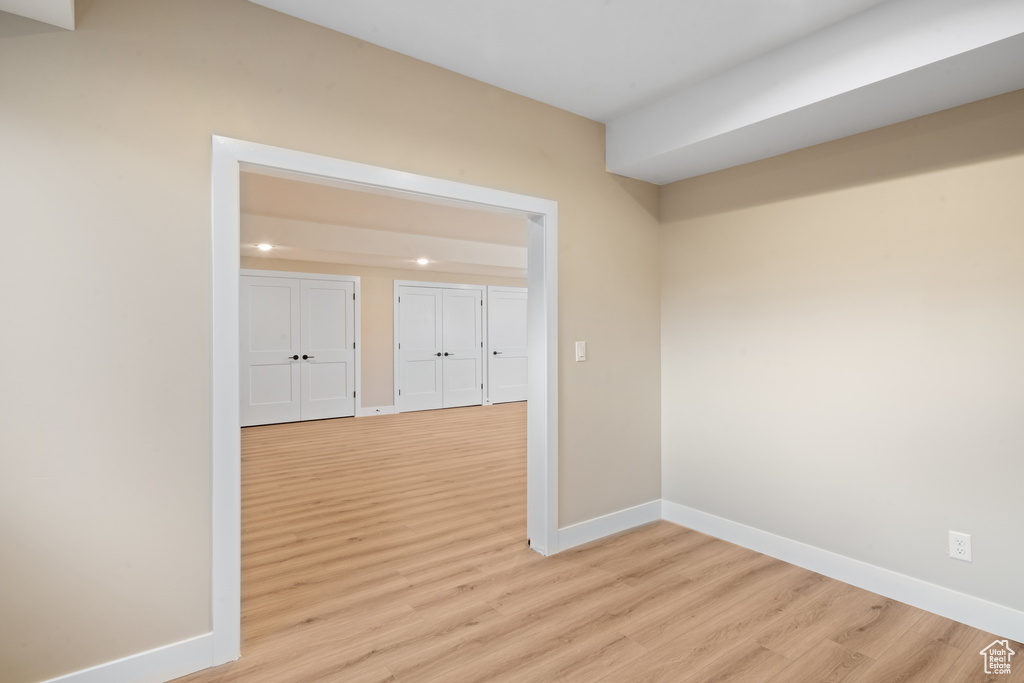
<box><xmin>442</xmin><ymin>290</ymin><xmax>480</xmax><ymax>348</ymax></box>
<box><xmin>489</xmin><ymin>357</ymin><xmax>528</xmax><ymax>399</ymax></box>
<box><xmin>397</xmin><ymin>286</ymin><xmax>443</xmax><ymax>412</ymax></box>
<box><xmin>487</xmin><ymin>287</ymin><xmax>528</xmax><ymax>404</ymax></box>
<box><xmin>240</xmin><ymin>276</ymin><xmax>301</xmax><ymax>426</ymax></box>
<box><xmin>248</xmin><ymin>364</ymin><xmax>296</xmax><ymax>406</ymax></box>
<box><xmin>444</xmin><ymin>357</ymin><xmax>480</xmax><ymax>403</ymax></box>
<box><xmin>306</xmin><ymin>284</ymin><xmax>348</xmax><ymax>349</ymax></box>
<box><xmin>300</xmin><ymin>279</ymin><xmax>355</xmax><ymax>420</ymax></box>
<box><xmin>442</xmin><ymin>288</ymin><xmax>483</xmax><ymax>408</ymax></box>
<box><xmin>307</xmin><ymin>363</ymin><xmax>349</xmax><ymax>401</ymax></box>
<box><xmin>402</xmin><ymin>359</ymin><xmax>443</xmax><ymax>408</ymax></box>
<box><xmin>401</xmin><ymin>289</ymin><xmax>443</xmax><ymax>349</ymax></box>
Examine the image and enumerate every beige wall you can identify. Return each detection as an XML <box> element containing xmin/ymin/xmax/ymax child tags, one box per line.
<box><xmin>0</xmin><ymin>2</ymin><xmax>662</xmax><ymax>681</ymax></box>
<box><xmin>20</xmin><ymin>1</ymin><xmax>1020</xmax><ymax>679</ymax></box>
<box><xmin>660</xmin><ymin>90</ymin><xmax>1024</xmax><ymax>615</ymax></box>
<box><xmin>241</xmin><ymin>257</ymin><xmax>526</xmax><ymax>408</ymax></box>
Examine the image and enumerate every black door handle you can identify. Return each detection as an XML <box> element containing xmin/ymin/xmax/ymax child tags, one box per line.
<box><xmin>289</xmin><ymin>355</ymin><xmax>299</xmax><ymax>360</ymax></box>
<box><xmin>444</xmin><ymin>352</ymin><xmax>453</xmax><ymax>357</ymax></box>
<box><xmin>435</xmin><ymin>352</ymin><xmax>442</xmax><ymax>357</ymax></box>
<box><xmin>492</xmin><ymin>351</ymin><xmax>502</xmax><ymax>355</ymax></box>
<box><xmin>302</xmin><ymin>354</ymin><xmax>315</xmax><ymax>360</ymax></box>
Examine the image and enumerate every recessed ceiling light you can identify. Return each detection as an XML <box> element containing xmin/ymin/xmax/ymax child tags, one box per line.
<box><xmin>256</xmin><ymin>243</ymin><xmax>274</xmax><ymax>251</ymax></box>
<box><xmin>416</xmin><ymin>258</ymin><xmax>430</xmax><ymax>265</ymax></box>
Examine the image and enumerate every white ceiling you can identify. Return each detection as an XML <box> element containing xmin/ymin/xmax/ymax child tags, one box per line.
<box><xmin>241</xmin><ymin>171</ymin><xmax>527</xmax><ymax>278</ymax></box>
<box><xmin>250</xmin><ymin>0</ymin><xmax>1024</xmax><ymax>184</ymax></box>
<box><xmin>248</xmin><ymin>0</ymin><xmax>888</xmax><ymax>123</ymax></box>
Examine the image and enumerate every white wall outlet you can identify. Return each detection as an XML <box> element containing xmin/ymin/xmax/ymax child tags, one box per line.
<box><xmin>575</xmin><ymin>341</ymin><xmax>586</xmax><ymax>362</ymax></box>
<box><xmin>949</xmin><ymin>531</ymin><xmax>972</xmax><ymax>562</ymax></box>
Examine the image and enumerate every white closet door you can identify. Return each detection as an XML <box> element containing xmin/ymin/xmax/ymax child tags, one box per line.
<box><xmin>240</xmin><ymin>276</ymin><xmax>301</xmax><ymax>426</ymax></box>
<box><xmin>442</xmin><ymin>288</ymin><xmax>483</xmax><ymax>408</ymax></box>
<box><xmin>300</xmin><ymin>279</ymin><xmax>356</xmax><ymax>420</ymax></box>
<box><xmin>487</xmin><ymin>287</ymin><xmax>528</xmax><ymax>404</ymax></box>
<box><xmin>397</xmin><ymin>286</ymin><xmax>444</xmax><ymax>412</ymax></box>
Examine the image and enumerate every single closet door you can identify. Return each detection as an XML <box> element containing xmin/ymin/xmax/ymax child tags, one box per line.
<box><xmin>396</xmin><ymin>286</ymin><xmax>444</xmax><ymax>413</ymax></box>
<box><xmin>240</xmin><ymin>276</ymin><xmax>301</xmax><ymax>427</ymax></box>
<box><xmin>487</xmin><ymin>287</ymin><xmax>528</xmax><ymax>404</ymax></box>
<box><xmin>441</xmin><ymin>288</ymin><xmax>484</xmax><ymax>408</ymax></box>
<box><xmin>300</xmin><ymin>279</ymin><xmax>356</xmax><ymax>420</ymax></box>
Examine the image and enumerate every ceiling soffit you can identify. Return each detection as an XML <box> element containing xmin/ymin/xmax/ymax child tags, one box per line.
<box><xmin>0</xmin><ymin>0</ymin><xmax>74</xmax><ymax>29</ymax></box>
<box><xmin>606</xmin><ymin>0</ymin><xmax>1024</xmax><ymax>183</ymax></box>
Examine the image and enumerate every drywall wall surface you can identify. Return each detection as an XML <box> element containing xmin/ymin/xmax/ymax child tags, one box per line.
<box><xmin>660</xmin><ymin>90</ymin><xmax>1024</xmax><ymax>614</ymax></box>
<box><xmin>0</xmin><ymin>2</ymin><xmax>660</xmax><ymax>680</ymax></box>
<box><xmin>240</xmin><ymin>257</ymin><xmax>526</xmax><ymax>408</ymax></box>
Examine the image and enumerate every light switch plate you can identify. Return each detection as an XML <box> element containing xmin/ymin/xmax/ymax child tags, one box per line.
<box><xmin>575</xmin><ymin>341</ymin><xmax>586</xmax><ymax>362</ymax></box>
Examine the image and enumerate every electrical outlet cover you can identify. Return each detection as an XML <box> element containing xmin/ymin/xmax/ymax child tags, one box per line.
<box><xmin>949</xmin><ymin>531</ymin><xmax>972</xmax><ymax>562</ymax></box>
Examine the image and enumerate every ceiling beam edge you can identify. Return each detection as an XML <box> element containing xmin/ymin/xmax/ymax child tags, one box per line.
<box><xmin>0</xmin><ymin>0</ymin><xmax>75</xmax><ymax>29</ymax></box>
<box><xmin>606</xmin><ymin>0</ymin><xmax>1024</xmax><ymax>184</ymax></box>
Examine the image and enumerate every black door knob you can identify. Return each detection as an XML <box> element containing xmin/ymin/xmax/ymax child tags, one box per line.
<box><xmin>302</xmin><ymin>354</ymin><xmax>315</xmax><ymax>360</ymax></box>
<box><xmin>443</xmin><ymin>352</ymin><xmax>450</xmax><ymax>357</ymax></box>
<box><xmin>435</xmin><ymin>352</ymin><xmax>442</xmax><ymax>357</ymax></box>
<box><xmin>492</xmin><ymin>351</ymin><xmax>502</xmax><ymax>355</ymax></box>
<box><xmin>289</xmin><ymin>355</ymin><xmax>299</xmax><ymax>360</ymax></box>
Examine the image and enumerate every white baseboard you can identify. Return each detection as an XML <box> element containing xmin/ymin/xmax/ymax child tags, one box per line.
<box><xmin>42</xmin><ymin>632</ymin><xmax>214</xmax><ymax>683</ymax></box>
<box><xmin>357</xmin><ymin>405</ymin><xmax>395</xmax><ymax>417</ymax></box>
<box><xmin>40</xmin><ymin>500</ymin><xmax>1024</xmax><ymax>683</ymax></box>
<box><xmin>661</xmin><ymin>500</ymin><xmax>1024</xmax><ymax>644</ymax></box>
<box><xmin>558</xmin><ymin>499</ymin><xmax>662</xmax><ymax>551</ymax></box>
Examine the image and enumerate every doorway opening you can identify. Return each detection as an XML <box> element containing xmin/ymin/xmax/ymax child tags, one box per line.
<box><xmin>210</xmin><ymin>136</ymin><xmax>558</xmax><ymax>666</ymax></box>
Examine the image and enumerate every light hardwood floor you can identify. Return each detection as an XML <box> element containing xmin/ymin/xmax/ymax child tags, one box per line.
<box><xmin>174</xmin><ymin>403</ymin><xmax>1021</xmax><ymax>683</ymax></box>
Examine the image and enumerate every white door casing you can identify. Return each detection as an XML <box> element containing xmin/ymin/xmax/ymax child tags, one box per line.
<box><xmin>442</xmin><ymin>287</ymin><xmax>484</xmax><ymax>408</ymax></box>
<box><xmin>487</xmin><ymin>286</ymin><xmax>528</xmax><ymax>404</ymax></box>
<box><xmin>300</xmin><ymin>279</ymin><xmax>356</xmax><ymax>420</ymax></box>
<box><xmin>240</xmin><ymin>276</ymin><xmax>301</xmax><ymax>427</ymax></box>
<box><xmin>396</xmin><ymin>285</ymin><xmax>444</xmax><ymax>412</ymax></box>
<box><xmin>214</xmin><ymin>137</ymin><xmax>557</xmax><ymax>670</ymax></box>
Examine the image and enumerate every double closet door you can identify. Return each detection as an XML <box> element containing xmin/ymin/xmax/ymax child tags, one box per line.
<box><xmin>396</xmin><ymin>285</ymin><xmax>483</xmax><ymax>413</ymax></box>
<box><xmin>240</xmin><ymin>272</ymin><xmax>357</xmax><ymax>426</ymax></box>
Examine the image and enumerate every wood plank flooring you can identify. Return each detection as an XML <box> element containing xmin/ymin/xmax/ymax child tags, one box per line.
<box><xmin>173</xmin><ymin>402</ymin><xmax>1021</xmax><ymax>683</ymax></box>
